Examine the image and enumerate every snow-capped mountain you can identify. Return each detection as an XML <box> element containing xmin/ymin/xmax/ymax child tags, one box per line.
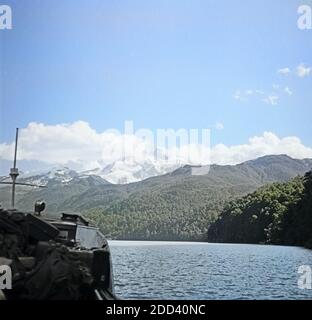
<box><xmin>0</xmin><ymin>160</ymin><xmax>181</xmax><ymax>186</ymax></box>
<box><xmin>81</xmin><ymin>160</ymin><xmax>180</xmax><ymax>184</ymax></box>
<box><xmin>15</xmin><ymin>167</ymin><xmax>111</xmax><ymax>187</ymax></box>
<box><xmin>18</xmin><ymin>167</ymin><xmax>79</xmax><ymax>186</ymax></box>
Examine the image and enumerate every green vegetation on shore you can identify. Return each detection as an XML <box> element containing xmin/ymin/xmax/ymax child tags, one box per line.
<box><xmin>85</xmin><ymin>195</ymin><xmax>223</xmax><ymax>241</ymax></box>
<box><xmin>86</xmin><ymin>170</ymin><xmax>312</xmax><ymax>247</ymax></box>
<box><xmin>207</xmin><ymin>171</ymin><xmax>312</xmax><ymax>248</ymax></box>
<box><xmin>81</xmin><ymin>156</ymin><xmax>312</xmax><ymax>241</ymax></box>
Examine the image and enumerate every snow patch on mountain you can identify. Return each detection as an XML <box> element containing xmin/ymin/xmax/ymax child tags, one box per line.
<box><xmin>2</xmin><ymin>160</ymin><xmax>181</xmax><ymax>186</ymax></box>
<box><xmin>80</xmin><ymin>160</ymin><xmax>180</xmax><ymax>184</ymax></box>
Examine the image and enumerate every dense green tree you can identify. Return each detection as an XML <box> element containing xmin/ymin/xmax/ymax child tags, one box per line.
<box><xmin>207</xmin><ymin>172</ymin><xmax>312</xmax><ymax>248</ymax></box>
<box><xmin>278</xmin><ymin>171</ymin><xmax>312</xmax><ymax>247</ymax></box>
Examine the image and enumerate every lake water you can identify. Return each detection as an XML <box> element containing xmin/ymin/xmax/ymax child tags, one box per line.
<box><xmin>108</xmin><ymin>241</ymin><xmax>312</xmax><ymax>300</ymax></box>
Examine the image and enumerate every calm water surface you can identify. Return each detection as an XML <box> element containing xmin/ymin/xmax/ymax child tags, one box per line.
<box><xmin>108</xmin><ymin>241</ymin><xmax>312</xmax><ymax>300</ymax></box>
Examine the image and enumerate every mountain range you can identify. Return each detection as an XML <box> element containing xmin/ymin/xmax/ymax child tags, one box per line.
<box><xmin>1</xmin><ymin>154</ymin><xmax>312</xmax><ymax>240</ymax></box>
<box><xmin>0</xmin><ymin>158</ymin><xmax>179</xmax><ymax>184</ymax></box>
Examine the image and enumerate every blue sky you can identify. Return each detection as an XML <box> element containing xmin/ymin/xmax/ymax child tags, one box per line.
<box><xmin>0</xmin><ymin>0</ymin><xmax>312</xmax><ymax>148</ymax></box>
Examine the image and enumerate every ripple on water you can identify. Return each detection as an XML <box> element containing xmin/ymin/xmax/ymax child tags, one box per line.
<box><xmin>109</xmin><ymin>241</ymin><xmax>312</xmax><ymax>300</ymax></box>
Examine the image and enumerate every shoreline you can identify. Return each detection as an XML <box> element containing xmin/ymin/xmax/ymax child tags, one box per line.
<box><xmin>108</xmin><ymin>240</ymin><xmax>311</xmax><ymax>250</ymax></box>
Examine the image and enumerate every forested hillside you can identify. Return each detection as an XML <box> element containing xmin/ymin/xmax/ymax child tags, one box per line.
<box><xmin>1</xmin><ymin>155</ymin><xmax>311</xmax><ymax>241</ymax></box>
<box><xmin>84</xmin><ymin>156</ymin><xmax>312</xmax><ymax>241</ymax></box>
<box><xmin>207</xmin><ymin>171</ymin><xmax>312</xmax><ymax>248</ymax></box>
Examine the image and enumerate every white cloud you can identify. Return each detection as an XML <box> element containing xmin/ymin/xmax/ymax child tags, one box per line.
<box><xmin>245</xmin><ymin>90</ymin><xmax>254</xmax><ymax>95</ymax></box>
<box><xmin>210</xmin><ymin>132</ymin><xmax>312</xmax><ymax>165</ymax></box>
<box><xmin>0</xmin><ymin>121</ymin><xmax>213</xmax><ymax>170</ymax></box>
<box><xmin>0</xmin><ymin>122</ymin><xmax>109</xmax><ymax>168</ymax></box>
<box><xmin>1</xmin><ymin>123</ymin><xmax>312</xmax><ymax>175</ymax></box>
<box><xmin>234</xmin><ymin>87</ymin><xmax>286</xmax><ymax>106</ymax></box>
<box><xmin>278</xmin><ymin>67</ymin><xmax>291</xmax><ymax>75</ymax></box>
<box><xmin>234</xmin><ymin>90</ymin><xmax>244</xmax><ymax>101</ymax></box>
<box><xmin>284</xmin><ymin>87</ymin><xmax>293</xmax><ymax>96</ymax></box>
<box><xmin>215</xmin><ymin>122</ymin><xmax>224</xmax><ymax>130</ymax></box>
<box><xmin>233</xmin><ymin>89</ymin><xmax>257</xmax><ymax>102</ymax></box>
<box><xmin>263</xmin><ymin>95</ymin><xmax>279</xmax><ymax>106</ymax></box>
<box><xmin>296</xmin><ymin>63</ymin><xmax>311</xmax><ymax>78</ymax></box>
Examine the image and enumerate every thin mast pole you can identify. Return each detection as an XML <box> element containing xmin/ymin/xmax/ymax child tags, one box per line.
<box><xmin>13</xmin><ymin>128</ymin><xmax>19</xmax><ymax>169</ymax></box>
<box><xmin>10</xmin><ymin>128</ymin><xmax>19</xmax><ymax>208</ymax></box>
